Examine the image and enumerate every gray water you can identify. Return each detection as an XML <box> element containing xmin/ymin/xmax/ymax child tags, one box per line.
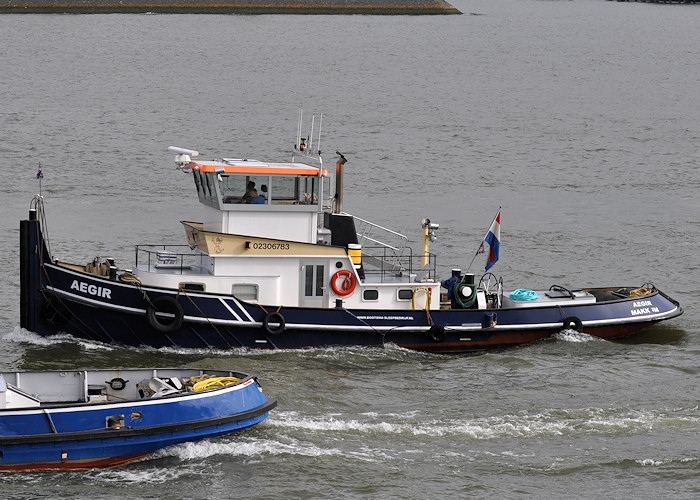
<box><xmin>1</xmin><ymin>0</ymin><xmax>699</xmax><ymax>497</ymax></box>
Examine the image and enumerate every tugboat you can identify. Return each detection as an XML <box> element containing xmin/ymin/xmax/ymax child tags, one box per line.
<box><xmin>20</xmin><ymin>115</ymin><xmax>682</xmax><ymax>353</ymax></box>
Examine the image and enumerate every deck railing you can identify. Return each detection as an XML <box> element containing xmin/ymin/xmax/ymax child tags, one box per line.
<box><xmin>360</xmin><ymin>245</ymin><xmax>437</xmax><ymax>283</ymax></box>
<box><xmin>134</xmin><ymin>245</ymin><xmax>197</xmax><ymax>274</ymax></box>
<box><xmin>352</xmin><ymin>215</ymin><xmax>409</xmax><ymax>268</ymax></box>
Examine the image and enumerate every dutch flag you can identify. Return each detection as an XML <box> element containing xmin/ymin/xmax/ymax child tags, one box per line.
<box><xmin>483</xmin><ymin>209</ymin><xmax>501</xmax><ymax>271</ymax></box>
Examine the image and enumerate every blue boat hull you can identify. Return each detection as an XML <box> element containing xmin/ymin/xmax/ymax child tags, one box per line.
<box><xmin>0</xmin><ymin>408</ymin><xmax>271</xmax><ymax>470</ymax></box>
<box><xmin>20</xmin><ymin>217</ymin><xmax>683</xmax><ymax>353</ymax></box>
<box><xmin>0</xmin><ymin>369</ymin><xmax>276</xmax><ymax>470</ymax></box>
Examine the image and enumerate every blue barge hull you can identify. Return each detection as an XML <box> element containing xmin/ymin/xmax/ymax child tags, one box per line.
<box><xmin>0</xmin><ymin>368</ymin><xmax>276</xmax><ymax>470</ymax></box>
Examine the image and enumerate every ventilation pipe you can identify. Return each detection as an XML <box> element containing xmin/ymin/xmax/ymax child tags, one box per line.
<box><xmin>334</xmin><ymin>152</ymin><xmax>347</xmax><ymax>214</ymax></box>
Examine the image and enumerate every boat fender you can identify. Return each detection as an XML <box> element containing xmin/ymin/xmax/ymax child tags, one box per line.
<box><xmin>481</xmin><ymin>312</ymin><xmax>497</xmax><ymax>329</ymax></box>
<box><xmin>263</xmin><ymin>311</ymin><xmax>286</xmax><ymax>335</ymax></box>
<box><xmin>330</xmin><ymin>270</ymin><xmax>357</xmax><ymax>296</ymax></box>
<box><xmin>429</xmin><ymin>324</ymin><xmax>446</xmax><ymax>342</ymax></box>
<box><xmin>106</xmin><ymin>377</ymin><xmax>128</xmax><ymax>390</ymax></box>
<box><xmin>562</xmin><ymin>316</ymin><xmax>583</xmax><ymax>332</ymax></box>
<box><xmin>146</xmin><ymin>296</ymin><xmax>184</xmax><ymax>333</ymax></box>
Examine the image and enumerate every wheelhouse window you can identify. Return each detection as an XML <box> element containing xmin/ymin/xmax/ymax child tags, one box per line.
<box><xmin>271</xmin><ymin>176</ymin><xmax>319</xmax><ymax>205</ymax></box>
<box><xmin>219</xmin><ymin>175</ymin><xmax>269</xmax><ymax>205</ymax></box>
<box><xmin>196</xmin><ymin>170</ymin><xmax>324</xmax><ymax>209</ymax></box>
<box><xmin>193</xmin><ymin>170</ymin><xmax>219</xmax><ymax>208</ymax></box>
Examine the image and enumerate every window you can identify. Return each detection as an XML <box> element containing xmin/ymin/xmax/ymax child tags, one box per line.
<box><xmin>193</xmin><ymin>170</ymin><xmax>205</xmax><ymax>199</ymax></box>
<box><xmin>232</xmin><ymin>283</ymin><xmax>259</xmax><ymax>301</ymax></box>
<box><xmin>197</xmin><ymin>172</ymin><xmax>217</xmax><ymax>206</ymax></box>
<box><xmin>219</xmin><ymin>174</ymin><xmax>247</xmax><ymax>204</ymax></box>
<box><xmin>363</xmin><ymin>289</ymin><xmax>379</xmax><ymax>301</ymax></box>
<box><xmin>304</xmin><ymin>265</ymin><xmax>325</xmax><ymax>297</ymax></box>
<box><xmin>397</xmin><ymin>289</ymin><xmax>413</xmax><ymax>300</ymax></box>
<box><xmin>271</xmin><ymin>176</ymin><xmax>319</xmax><ymax>205</ymax></box>
<box><xmin>220</xmin><ymin>175</ymin><xmax>269</xmax><ymax>204</ymax></box>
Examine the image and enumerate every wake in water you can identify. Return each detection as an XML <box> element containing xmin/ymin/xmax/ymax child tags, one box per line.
<box><xmin>2</xmin><ymin>326</ymin><xmax>114</xmax><ymax>351</ymax></box>
<box><xmin>266</xmin><ymin>407</ymin><xmax>700</xmax><ymax>441</ymax></box>
<box><xmin>1</xmin><ymin>325</ymin><xmax>437</xmax><ymax>361</ymax></box>
<box><xmin>158</xmin><ymin>434</ymin><xmax>365</xmax><ymax>462</ymax></box>
<box><xmin>552</xmin><ymin>329</ymin><xmax>603</xmax><ymax>343</ymax></box>
<box><xmin>71</xmin><ymin>405</ymin><xmax>700</xmax><ymax>482</ymax></box>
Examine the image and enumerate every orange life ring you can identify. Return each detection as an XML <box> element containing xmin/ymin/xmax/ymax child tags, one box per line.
<box><xmin>330</xmin><ymin>270</ymin><xmax>357</xmax><ymax>296</ymax></box>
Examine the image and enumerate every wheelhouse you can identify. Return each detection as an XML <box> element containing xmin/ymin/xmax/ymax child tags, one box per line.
<box><xmin>191</xmin><ymin>160</ymin><xmax>329</xmax><ymax>211</ymax></box>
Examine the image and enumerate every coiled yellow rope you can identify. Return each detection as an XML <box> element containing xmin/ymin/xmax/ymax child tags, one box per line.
<box><xmin>192</xmin><ymin>376</ymin><xmax>241</xmax><ymax>392</ymax></box>
<box><xmin>412</xmin><ymin>286</ymin><xmax>431</xmax><ymax>310</ymax></box>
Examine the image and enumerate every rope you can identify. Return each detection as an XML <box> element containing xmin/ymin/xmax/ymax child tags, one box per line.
<box><xmin>556</xmin><ymin>304</ymin><xmax>568</xmax><ymax>319</ymax></box>
<box><xmin>38</xmin><ymin>261</ymin><xmax>106</xmax><ymax>342</ymax></box>
<box><xmin>412</xmin><ymin>286</ymin><xmax>431</xmax><ymax>310</ymax></box>
<box><xmin>30</xmin><ymin>195</ymin><xmax>52</xmax><ymax>261</ymax></box>
<box><xmin>453</xmin><ymin>283</ymin><xmax>477</xmax><ymax>309</ymax></box>
<box><xmin>178</xmin><ymin>287</ymin><xmax>233</xmax><ymax>347</ymax></box>
<box><xmin>118</xmin><ymin>271</ymin><xmax>142</xmax><ymax>285</ymax></box>
<box><xmin>192</xmin><ymin>376</ymin><xmax>241</xmax><ymax>392</ymax></box>
<box><xmin>426</xmin><ymin>308</ymin><xmax>435</xmax><ymax>327</ymax></box>
<box><xmin>338</xmin><ymin>307</ymin><xmax>389</xmax><ymax>343</ymax></box>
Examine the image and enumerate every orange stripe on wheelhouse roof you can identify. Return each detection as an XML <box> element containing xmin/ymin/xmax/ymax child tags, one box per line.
<box><xmin>191</xmin><ymin>162</ymin><xmax>328</xmax><ymax>176</ymax></box>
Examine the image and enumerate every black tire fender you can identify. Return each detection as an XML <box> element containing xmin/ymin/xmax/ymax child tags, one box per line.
<box><xmin>429</xmin><ymin>324</ymin><xmax>446</xmax><ymax>342</ymax></box>
<box><xmin>263</xmin><ymin>311</ymin><xmax>286</xmax><ymax>335</ymax></box>
<box><xmin>146</xmin><ymin>296</ymin><xmax>184</xmax><ymax>333</ymax></box>
<box><xmin>562</xmin><ymin>316</ymin><xmax>583</xmax><ymax>332</ymax></box>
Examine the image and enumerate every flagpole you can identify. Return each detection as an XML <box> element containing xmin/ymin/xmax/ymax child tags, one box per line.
<box><xmin>466</xmin><ymin>206</ymin><xmax>501</xmax><ymax>273</ymax></box>
<box><xmin>37</xmin><ymin>162</ymin><xmax>42</xmax><ymax>197</ymax></box>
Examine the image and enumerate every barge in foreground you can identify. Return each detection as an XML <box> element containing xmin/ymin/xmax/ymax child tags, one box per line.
<box><xmin>19</xmin><ymin>122</ymin><xmax>682</xmax><ymax>353</ymax></box>
<box><xmin>0</xmin><ymin>367</ymin><xmax>276</xmax><ymax>470</ymax></box>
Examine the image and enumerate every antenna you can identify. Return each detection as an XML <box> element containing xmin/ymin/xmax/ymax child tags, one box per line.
<box><xmin>294</xmin><ymin>109</ymin><xmax>324</xmax><ymax>160</ymax></box>
<box><xmin>307</xmin><ymin>114</ymin><xmax>315</xmax><ymax>154</ymax></box>
<box><xmin>296</xmin><ymin>109</ymin><xmax>303</xmax><ymax>151</ymax></box>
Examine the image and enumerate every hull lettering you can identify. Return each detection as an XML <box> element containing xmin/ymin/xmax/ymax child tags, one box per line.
<box><xmin>630</xmin><ymin>306</ymin><xmax>659</xmax><ymax>316</ymax></box>
<box><xmin>70</xmin><ymin>280</ymin><xmax>112</xmax><ymax>299</ymax></box>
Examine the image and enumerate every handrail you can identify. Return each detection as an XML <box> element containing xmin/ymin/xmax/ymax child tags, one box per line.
<box><xmin>351</xmin><ymin>214</ymin><xmax>409</xmax><ymax>268</ymax></box>
<box><xmin>135</xmin><ymin>244</ymin><xmax>196</xmax><ymax>274</ymax></box>
<box><xmin>360</xmin><ymin>245</ymin><xmax>437</xmax><ymax>283</ymax></box>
